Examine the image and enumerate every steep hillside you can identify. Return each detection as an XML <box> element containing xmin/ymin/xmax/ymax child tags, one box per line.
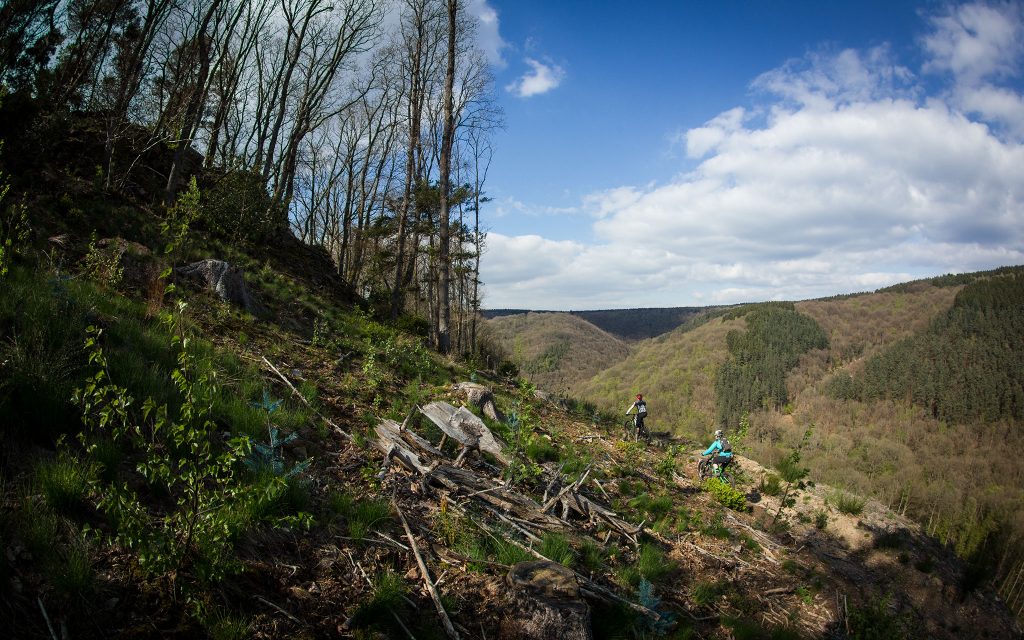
<box><xmin>2</xmin><ymin>184</ymin><xmax>1021</xmax><ymax>637</ymax></box>
<box><xmin>482</xmin><ymin>312</ymin><xmax>632</xmax><ymax>394</ymax></box>
<box><xmin>573</xmin><ymin>314</ymin><xmax>741</xmax><ymax>435</ymax></box>
<box><xmin>570</xmin><ymin>273</ymin><xmax>1024</xmax><ymax>621</ymax></box>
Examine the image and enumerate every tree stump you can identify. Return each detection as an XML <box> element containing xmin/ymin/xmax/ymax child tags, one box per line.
<box><xmin>499</xmin><ymin>560</ymin><xmax>592</xmax><ymax>640</ymax></box>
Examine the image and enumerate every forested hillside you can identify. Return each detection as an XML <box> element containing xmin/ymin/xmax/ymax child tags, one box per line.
<box><xmin>481</xmin><ymin>312</ymin><xmax>632</xmax><ymax>393</ymax></box>
<box><xmin>567</xmin><ymin>270</ymin><xmax>1024</xmax><ymax>620</ymax></box>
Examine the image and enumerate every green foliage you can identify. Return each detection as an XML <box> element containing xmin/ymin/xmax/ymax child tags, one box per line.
<box><xmin>847</xmin><ymin>594</ymin><xmax>908</xmax><ymax>640</ymax></box>
<box><xmin>829</xmin><ymin>491</ymin><xmax>866</xmax><ymax>516</ymax></box>
<box><xmin>619</xmin><ymin>542</ymin><xmax>675</xmax><ymax>588</ymax></box>
<box><xmin>759</xmin><ymin>473</ymin><xmax>782</xmax><ymax>497</ymax></box>
<box><xmin>848</xmin><ymin>269</ymin><xmax>1024</xmax><ymax>424</ymax></box>
<box><xmin>771</xmin><ymin>427</ymin><xmax>812</xmax><ymax>527</ymax></box>
<box><xmin>200</xmin><ymin>169</ymin><xmax>280</xmax><ymax>243</ymax></box>
<box><xmin>330</xmin><ymin>491</ymin><xmax>392</xmax><ymax>541</ymax></box>
<box><xmin>161</xmin><ymin>176</ymin><xmax>200</xmax><ymax>263</ymax></box>
<box><xmin>700</xmin><ymin>510</ymin><xmax>732</xmax><ymax>538</ymax></box>
<box><xmin>577</xmin><ymin>537</ymin><xmax>607</xmax><ymax>573</ymax></box>
<box><xmin>525</xmin><ymin>434</ymin><xmax>560</xmax><ymax>463</ymax></box>
<box><xmin>243</xmin><ymin>391</ymin><xmax>310</xmax><ymax>478</ymax></box>
<box><xmin>714</xmin><ymin>304</ymin><xmax>828</xmax><ymax>426</ymax></box>
<box><xmin>351</xmin><ymin>570</ymin><xmax>409</xmax><ymax>629</ymax></box>
<box><xmin>634</xmin><ymin>577</ymin><xmax>677</xmax><ymax>637</ymax></box>
<box><xmin>629</xmin><ymin>493</ymin><xmax>675</xmax><ymax>520</ymax></box>
<box><xmin>701</xmin><ymin>478</ymin><xmax>747</xmax><ymax>511</ymax></box>
<box><xmin>814</xmin><ymin>510</ymin><xmax>829</xmax><ymax>530</ymax></box>
<box><xmin>0</xmin><ymin>267</ymin><xmax>87</xmax><ymax>442</ymax></box>
<box><xmin>493</xmin><ymin>537</ymin><xmax>533</xmax><ymax>566</ymax></box>
<box><xmin>82</xmin><ymin>232</ymin><xmax>124</xmax><ymax>288</ymax></box>
<box><xmin>35</xmin><ymin>450</ymin><xmax>92</xmax><ymax>515</ymax></box>
<box><xmin>49</xmin><ymin>530</ymin><xmax>95</xmax><ymax>600</ymax></box>
<box><xmin>17</xmin><ymin>496</ymin><xmax>59</xmax><ymax>563</ymax></box>
<box><xmin>0</xmin><ymin>148</ymin><xmax>30</xmax><ymax>279</ymax></box>
<box><xmin>691</xmin><ymin>579</ymin><xmax>728</xmax><ymax>606</ymax></box>
<box><xmin>75</xmin><ymin>311</ymin><xmax>310</xmax><ymax>593</ymax></box>
<box><xmin>195</xmin><ymin>603</ymin><xmax>252</xmax><ymax>640</ymax></box>
<box><xmin>539</xmin><ymin>532</ymin><xmax>575</xmax><ymax>567</ymax></box>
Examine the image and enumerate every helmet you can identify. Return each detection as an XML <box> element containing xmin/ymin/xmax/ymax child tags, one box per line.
<box><xmin>636</xmin><ymin>394</ymin><xmax>643</xmax><ymax>400</ymax></box>
<box><xmin>714</xmin><ymin>429</ymin><xmax>723</xmax><ymax>438</ymax></box>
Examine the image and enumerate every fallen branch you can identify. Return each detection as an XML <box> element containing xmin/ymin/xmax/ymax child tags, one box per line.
<box><xmin>37</xmin><ymin>597</ymin><xmax>57</xmax><ymax>640</ymax></box>
<box><xmin>261</xmin><ymin>355</ymin><xmax>352</xmax><ymax>441</ymax></box>
<box><xmin>395</xmin><ymin>502</ymin><xmax>460</xmax><ymax>640</ymax></box>
<box><xmin>253</xmin><ymin>594</ymin><xmax>302</xmax><ymax>625</ymax></box>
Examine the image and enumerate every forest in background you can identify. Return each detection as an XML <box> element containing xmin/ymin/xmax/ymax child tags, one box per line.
<box><xmin>495</xmin><ymin>268</ymin><xmax>1024</xmax><ymax>619</ymax></box>
<box><xmin>0</xmin><ymin>0</ymin><xmax>500</xmax><ymax>356</ymax></box>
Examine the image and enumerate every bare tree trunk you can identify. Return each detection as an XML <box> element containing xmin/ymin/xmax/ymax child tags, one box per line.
<box><xmin>434</xmin><ymin>0</ymin><xmax>457</xmax><ymax>353</ymax></box>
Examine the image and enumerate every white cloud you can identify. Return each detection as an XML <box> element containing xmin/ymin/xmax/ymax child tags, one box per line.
<box><xmin>922</xmin><ymin>2</ymin><xmax>1024</xmax><ymax>137</ymax></box>
<box><xmin>466</xmin><ymin>0</ymin><xmax>507</xmax><ymax>67</ymax></box>
<box><xmin>505</xmin><ymin>57</ymin><xmax>565</xmax><ymax>98</ymax></box>
<box><xmin>494</xmin><ymin>196</ymin><xmax>578</xmax><ymax>218</ymax></box>
<box><xmin>482</xmin><ymin>4</ymin><xmax>1024</xmax><ymax>310</ymax></box>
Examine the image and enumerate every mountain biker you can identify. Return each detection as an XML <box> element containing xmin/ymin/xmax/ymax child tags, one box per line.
<box><xmin>625</xmin><ymin>394</ymin><xmax>648</xmax><ymax>440</ymax></box>
<box><xmin>702</xmin><ymin>429</ymin><xmax>733</xmax><ymax>473</ymax></box>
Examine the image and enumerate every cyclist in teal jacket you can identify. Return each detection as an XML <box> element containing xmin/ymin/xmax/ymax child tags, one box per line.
<box><xmin>702</xmin><ymin>429</ymin><xmax>733</xmax><ymax>471</ymax></box>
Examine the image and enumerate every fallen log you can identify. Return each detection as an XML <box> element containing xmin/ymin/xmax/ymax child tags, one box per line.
<box><xmin>420</xmin><ymin>401</ymin><xmax>510</xmax><ymax>465</ymax></box>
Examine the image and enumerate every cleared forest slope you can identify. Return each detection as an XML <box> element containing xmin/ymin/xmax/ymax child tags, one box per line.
<box><xmin>482</xmin><ymin>312</ymin><xmax>631</xmax><ymax>394</ymax></box>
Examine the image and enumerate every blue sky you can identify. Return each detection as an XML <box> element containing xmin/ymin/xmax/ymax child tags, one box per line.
<box><xmin>466</xmin><ymin>1</ymin><xmax>1024</xmax><ymax>310</ymax></box>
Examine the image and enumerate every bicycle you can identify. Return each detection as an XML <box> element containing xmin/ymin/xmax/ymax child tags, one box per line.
<box><xmin>622</xmin><ymin>415</ymin><xmax>649</xmax><ymax>443</ymax></box>
<box><xmin>697</xmin><ymin>456</ymin><xmax>734</xmax><ymax>486</ymax></box>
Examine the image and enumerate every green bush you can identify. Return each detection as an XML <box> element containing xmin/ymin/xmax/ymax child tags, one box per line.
<box><xmin>200</xmin><ymin>169</ymin><xmax>280</xmax><ymax>244</ymax></box>
<box><xmin>759</xmin><ymin>473</ymin><xmax>782</xmax><ymax>496</ymax></box>
<box><xmin>702</xmin><ymin>478</ymin><xmax>748</xmax><ymax>511</ymax></box>
<box><xmin>829</xmin><ymin>491</ymin><xmax>866</xmax><ymax>516</ymax></box>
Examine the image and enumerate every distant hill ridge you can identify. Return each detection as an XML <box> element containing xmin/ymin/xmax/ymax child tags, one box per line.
<box><xmin>482</xmin><ymin>306</ymin><xmax>710</xmax><ymax>341</ymax></box>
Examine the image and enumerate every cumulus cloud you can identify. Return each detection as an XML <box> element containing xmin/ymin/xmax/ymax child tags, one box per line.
<box><xmin>922</xmin><ymin>1</ymin><xmax>1024</xmax><ymax>137</ymax></box>
<box><xmin>481</xmin><ymin>2</ymin><xmax>1024</xmax><ymax>310</ymax></box>
<box><xmin>466</xmin><ymin>0</ymin><xmax>507</xmax><ymax>67</ymax></box>
<box><xmin>505</xmin><ymin>57</ymin><xmax>566</xmax><ymax>98</ymax></box>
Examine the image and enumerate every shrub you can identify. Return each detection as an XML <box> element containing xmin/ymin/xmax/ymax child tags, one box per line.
<box><xmin>814</xmin><ymin>510</ymin><xmax>829</xmax><ymax>530</ymax></box>
<box><xmin>759</xmin><ymin>473</ymin><xmax>782</xmax><ymax>496</ymax></box>
<box><xmin>702</xmin><ymin>478</ymin><xmax>748</xmax><ymax>511</ymax></box>
<box><xmin>200</xmin><ymin>169</ymin><xmax>280</xmax><ymax>244</ymax></box>
<box><xmin>75</xmin><ymin>312</ymin><xmax>311</xmax><ymax>593</ymax></box>
<box><xmin>829</xmin><ymin>491</ymin><xmax>866</xmax><ymax>516</ymax></box>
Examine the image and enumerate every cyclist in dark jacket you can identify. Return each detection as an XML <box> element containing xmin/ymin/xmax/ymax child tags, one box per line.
<box><xmin>625</xmin><ymin>394</ymin><xmax>648</xmax><ymax>440</ymax></box>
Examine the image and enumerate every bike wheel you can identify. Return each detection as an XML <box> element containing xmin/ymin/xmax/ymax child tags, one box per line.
<box><xmin>697</xmin><ymin>460</ymin><xmax>711</xmax><ymax>483</ymax></box>
<box><xmin>623</xmin><ymin>417</ymin><xmax>637</xmax><ymax>442</ymax></box>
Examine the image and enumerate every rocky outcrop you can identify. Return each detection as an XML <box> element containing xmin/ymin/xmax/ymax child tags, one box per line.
<box><xmin>175</xmin><ymin>259</ymin><xmax>258</xmax><ymax>313</ymax></box>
